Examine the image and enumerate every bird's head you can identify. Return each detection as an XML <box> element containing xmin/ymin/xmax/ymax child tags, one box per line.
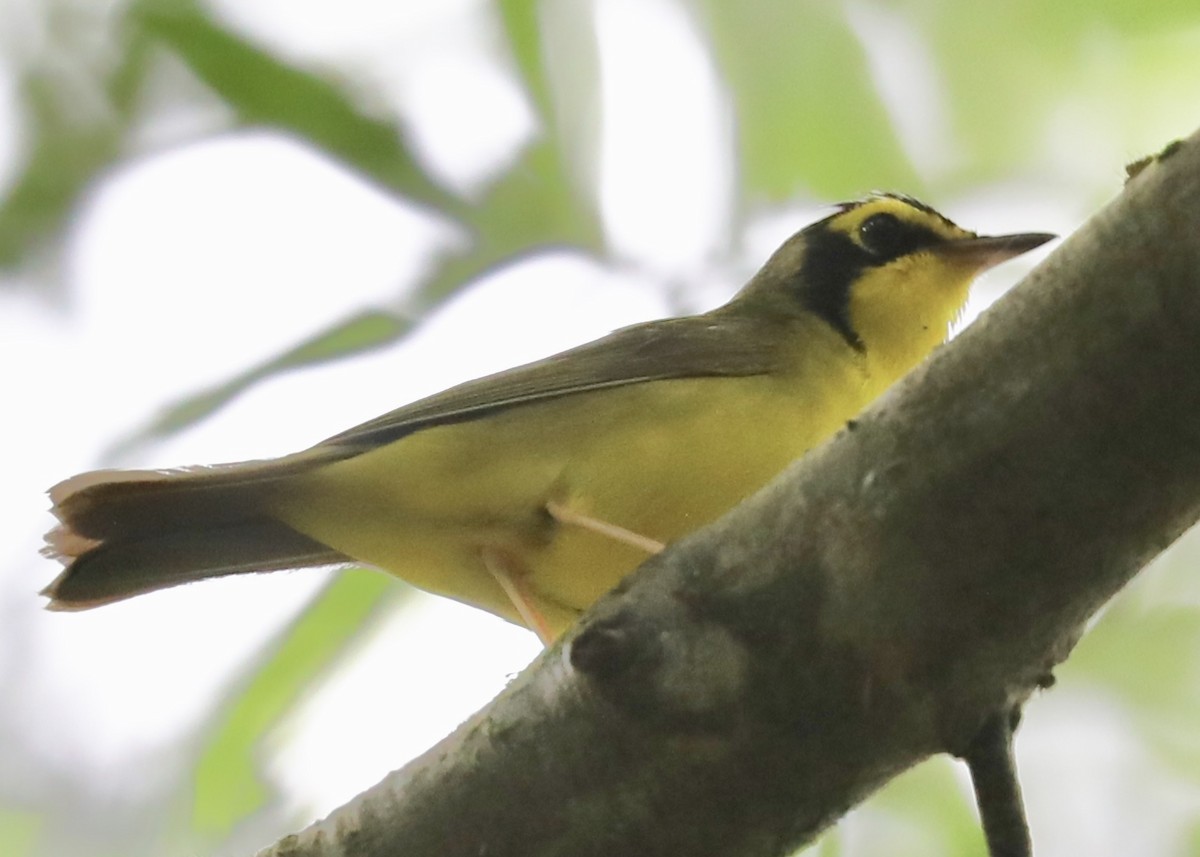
<box><xmin>738</xmin><ymin>194</ymin><xmax>1054</xmax><ymax>380</ymax></box>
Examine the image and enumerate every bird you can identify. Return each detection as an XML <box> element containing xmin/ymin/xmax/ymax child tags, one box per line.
<box><xmin>42</xmin><ymin>194</ymin><xmax>1053</xmax><ymax>642</ymax></box>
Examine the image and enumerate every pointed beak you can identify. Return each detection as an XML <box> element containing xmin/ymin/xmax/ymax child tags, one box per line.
<box><xmin>936</xmin><ymin>232</ymin><xmax>1056</xmax><ymax>273</ymax></box>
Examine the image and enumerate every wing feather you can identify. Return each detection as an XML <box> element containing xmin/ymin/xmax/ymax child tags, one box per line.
<box><xmin>316</xmin><ymin>312</ymin><xmax>781</xmax><ymax>453</ymax></box>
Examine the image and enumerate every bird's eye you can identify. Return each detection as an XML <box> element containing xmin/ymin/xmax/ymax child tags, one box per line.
<box><xmin>858</xmin><ymin>213</ymin><xmax>914</xmax><ymax>258</ymax></box>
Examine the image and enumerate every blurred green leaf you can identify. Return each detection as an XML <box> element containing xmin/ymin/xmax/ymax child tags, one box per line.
<box><xmin>917</xmin><ymin>5</ymin><xmax>1083</xmax><ymax>179</ymax></box>
<box><xmin>805</xmin><ymin>829</ymin><xmax>844</xmax><ymax>856</ymax></box>
<box><xmin>1069</xmin><ymin>603</ymin><xmax>1200</xmax><ymax>719</ymax></box>
<box><xmin>690</xmin><ymin>0</ymin><xmax>916</xmax><ymax>200</ymax></box>
<box><xmin>497</xmin><ymin>0</ymin><xmax>554</xmax><ymax>122</ymax></box>
<box><xmin>103</xmin><ymin>310</ymin><xmax>414</xmax><ymax>461</ymax></box>
<box><xmin>912</xmin><ymin>1</ymin><xmax>1200</xmax><ymax>182</ymax></box>
<box><xmin>1030</xmin><ymin>0</ymin><xmax>1200</xmax><ymax>36</ymax></box>
<box><xmin>0</xmin><ymin>810</ymin><xmax>40</xmax><ymax>857</ymax></box>
<box><xmin>1187</xmin><ymin>817</ymin><xmax>1200</xmax><ymax>856</ymax></box>
<box><xmin>519</xmin><ymin>0</ymin><xmax>605</xmax><ymax>211</ymax></box>
<box><xmin>133</xmin><ymin>0</ymin><xmax>463</xmax><ymax>217</ymax></box>
<box><xmin>871</xmin><ymin>758</ymin><xmax>987</xmax><ymax>857</ymax></box>
<box><xmin>0</xmin><ymin>74</ymin><xmax>122</xmax><ymax>269</ymax></box>
<box><xmin>1061</xmin><ymin>578</ymin><xmax>1200</xmax><ymax>788</ymax></box>
<box><xmin>191</xmin><ymin>569</ymin><xmax>398</xmax><ymax>834</ymax></box>
<box><xmin>471</xmin><ymin>138</ymin><xmax>603</xmax><ymax>256</ymax></box>
<box><xmin>0</xmin><ymin>11</ymin><xmax>153</xmax><ymax>273</ymax></box>
<box><xmin>266</xmin><ymin>309</ymin><xmax>414</xmax><ymax>364</ymax></box>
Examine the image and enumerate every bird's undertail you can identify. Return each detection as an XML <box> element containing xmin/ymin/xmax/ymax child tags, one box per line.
<box><xmin>42</xmin><ymin>458</ymin><xmax>347</xmax><ymax>610</ymax></box>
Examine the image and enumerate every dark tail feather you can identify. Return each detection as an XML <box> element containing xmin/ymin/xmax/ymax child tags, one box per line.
<box><xmin>42</xmin><ymin>458</ymin><xmax>348</xmax><ymax>610</ymax></box>
<box><xmin>42</xmin><ymin>520</ymin><xmax>344</xmax><ymax>610</ymax></box>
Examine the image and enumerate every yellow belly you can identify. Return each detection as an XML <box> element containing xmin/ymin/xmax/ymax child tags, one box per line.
<box><xmin>271</xmin><ymin>338</ymin><xmax>872</xmax><ymax>635</ymax></box>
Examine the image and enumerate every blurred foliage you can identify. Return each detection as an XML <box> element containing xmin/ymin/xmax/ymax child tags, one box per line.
<box><xmin>0</xmin><ymin>64</ymin><xmax>127</xmax><ymax>268</ymax></box>
<box><xmin>2</xmin><ymin>0</ymin><xmax>1199</xmax><ymax>855</ymax></box>
<box><xmin>693</xmin><ymin>0</ymin><xmax>917</xmax><ymax>198</ymax></box>
<box><xmin>103</xmin><ymin>309</ymin><xmax>413</xmax><ymax>461</ymax></box>
<box><xmin>0</xmin><ymin>811</ymin><xmax>40</xmax><ymax>857</ymax></box>
<box><xmin>868</xmin><ymin>760</ymin><xmax>987</xmax><ymax>857</ymax></box>
<box><xmin>190</xmin><ymin>570</ymin><xmax>396</xmax><ymax>836</ymax></box>
<box><xmin>133</xmin><ymin>0</ymin><xmax>462</xmax><ymax>212</ymax></box>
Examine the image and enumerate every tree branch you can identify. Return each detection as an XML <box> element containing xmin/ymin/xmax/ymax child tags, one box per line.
<box><xmin>255</xmin><ymin>130</ymin><xmax>1200</xmax><ymax>857</ymax></box>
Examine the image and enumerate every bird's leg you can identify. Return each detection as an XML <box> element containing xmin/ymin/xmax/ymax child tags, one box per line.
<box><xmin>480</xmin><ymin>546</ymin><xmax>556</xmax><ymax>646</ymax></box>
<box><xmin>545</xmin><ymin>500</ymin><xmax>665</xmax><ymax>555</ymax></box>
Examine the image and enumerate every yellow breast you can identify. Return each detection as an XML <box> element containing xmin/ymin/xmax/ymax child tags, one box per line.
<box><xmin>270</xmin><ymin>322</ymin><xmax>873</xmax><ymax>634</ymax></box>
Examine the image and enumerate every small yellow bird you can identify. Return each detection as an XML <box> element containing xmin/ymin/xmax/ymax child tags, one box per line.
<box><xmin>43</xmin><ymin>194</ymin><xmax>1052</xmax><ymax>641</ymax></box>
